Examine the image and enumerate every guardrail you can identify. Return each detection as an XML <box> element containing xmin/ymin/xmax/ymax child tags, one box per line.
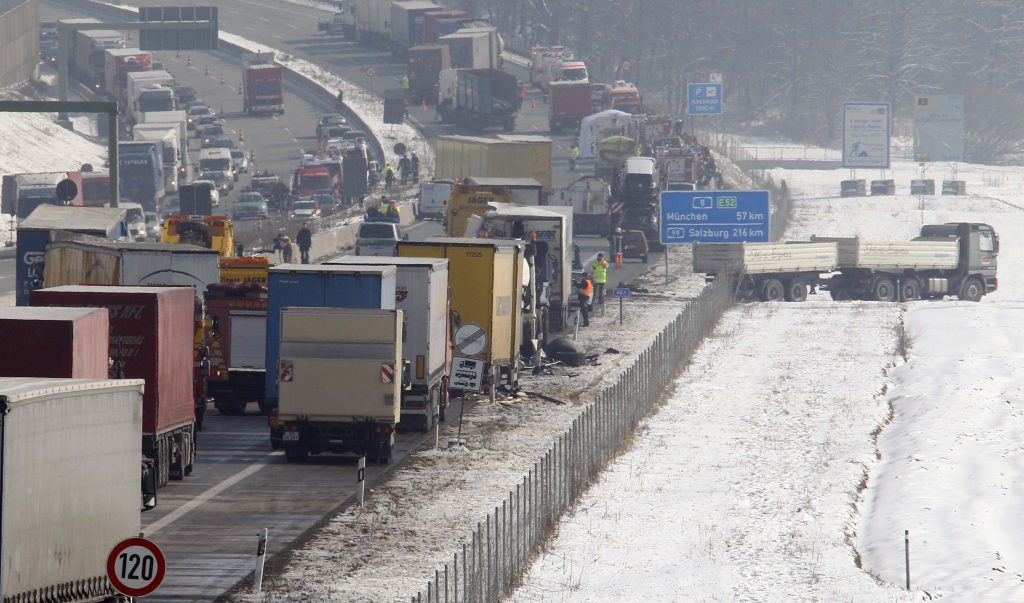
<box><xmin>408</xmin><ymin>274</ymin><xmax>736</xmax><ymax>602</ymax></box>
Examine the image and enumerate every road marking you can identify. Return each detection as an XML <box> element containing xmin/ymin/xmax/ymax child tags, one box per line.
<box><xmin>144</xmin><ymin>451</ymin><xmax>283</xmax><ymax>535</ymax></box>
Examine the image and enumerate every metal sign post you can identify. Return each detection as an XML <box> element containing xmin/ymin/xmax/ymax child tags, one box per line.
<box><xmin>253</xmin><ymin>529</ymin><xmax>269</xmax><ymax>593</ymax></box>
<box><xmin>612</xmin><ymin>287</ymin><xmax>630</xmax><ymax>325</ymax></box>
<box><xmin>357</xmin><ymin>456</ymin><xmax>367</xmax><ymax>506</ymax></box>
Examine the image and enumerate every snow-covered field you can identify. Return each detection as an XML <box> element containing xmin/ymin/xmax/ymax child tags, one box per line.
<box><xmin>510</xmin><ymin>150</ymin><xmax>1024</xmax><ymax>601</ymax></box>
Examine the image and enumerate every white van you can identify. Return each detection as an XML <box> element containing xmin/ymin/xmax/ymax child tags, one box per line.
<box><xmin>197</xmin><ymin>148</ymin><xmax>233</xmax><ymax>184</ymax></box>
<box><xmin>120</xmin><ymin>201</ymin><xmax>147</xmax><ymax>241</ymax></box>
<box><xmin>417</xmin><ymin>179</ymin><xmax>453</xmax><ymax>221</ymax></box>
<box><xmin>355</xmin><ymin>220</ymin><xmax>406</xmax><ymax>256</ymax></box>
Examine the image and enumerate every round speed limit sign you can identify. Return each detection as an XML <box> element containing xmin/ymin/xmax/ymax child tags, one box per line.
<box><xmin>107</xmin><ymin>537</ymin><xmax>166</xmax><ymax>597</ymax></box>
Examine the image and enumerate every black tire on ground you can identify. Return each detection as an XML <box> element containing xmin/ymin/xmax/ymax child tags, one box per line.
<box><xmin>899</xmin><ymin>277</ymin><xmax>922</xmax><ymax>302</ymax></box>
<box><xmin>959</xmin><ymin>277</ymin><xmax>985</xmax><ymax>302</ymax></box>
<box><xmin>284</xmin><ymin>447</ymin><xmax>308</xmax><ymax>462</ymax></box>
<box><xmin>784</xmin><ymin>278</ymin><xmax>808</xmax><ymax>302</ymax></box>
<box><xmin>872</xmin><ymin>275</ymin><xmax>897</xmax><ymax>302</ymax></box>
<box><xmin>760</xmin><ymin>278</ymin><xmax>785</xmax><ymax>302</ymax></box>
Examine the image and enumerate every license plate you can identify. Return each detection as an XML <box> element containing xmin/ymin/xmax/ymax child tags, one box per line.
<box><xmin>283</xmin><ymin>431</ymin><xmax>300</xmax><ymax>441</ymax></box>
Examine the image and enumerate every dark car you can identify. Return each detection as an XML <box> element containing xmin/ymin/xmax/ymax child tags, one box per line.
<box><xmin>207</xmin><ymin>134</ymin><xmax>234</xmax><ymax>150</ymax></box>
<box><xmin>199</xmin><ymin>124</ymin><xmax>226</xmax><ymax>147</ymax></box>
<box><xmin>174</xmin><ymin>86</ymin><xmax>197</xmax><ymax>108</ymax></box>
<box><xmin>312</xmin><ymin>190</ymin><xmax>339</xmax><ymax>213</ymax></box>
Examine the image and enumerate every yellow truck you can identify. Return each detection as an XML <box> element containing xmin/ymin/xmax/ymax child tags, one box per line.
<box><xmin>161</xmin><ymin>214</ymin><xmax>236</xmax><ymax>259</ymax></box>
<box><xmin>218</xmin><ymin>255</ymin><xmax>270</xmax><ymax>285</ymax></box>
<box><xmin>398</xmin><ymin>237</ymin><xmax>524</xmax><ymax>394</ymax></box>
<box><xmin>445</xmin><ymin>178</ymin><xmax>515</xmax><ymax>237</ymax></box>
<box><xmin>435</xmin><ymin>135</ymin><xmax>553</xmax><ymax>198</ymax></box>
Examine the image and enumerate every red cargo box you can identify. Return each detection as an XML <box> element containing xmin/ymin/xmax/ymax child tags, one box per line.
<box><xmin>0</xmin><ymin>306</ymin><xmax>110</xmax><ymax>379</ymax></box>
<box><xmin>30</xmin><ymin>285</ymin><xmax>195</xmax><ymax>435</ymax></box>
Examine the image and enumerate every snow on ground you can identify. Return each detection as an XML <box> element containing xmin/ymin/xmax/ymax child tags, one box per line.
<box><xmin>0</xmin><ymin>90</ymin><xmax>108</xmax><ymax>248</ymax></box>
<box><xmin>510</xmin><ymin>148</ymin><xmax>1024</xmax><ymax>601</ymax></box>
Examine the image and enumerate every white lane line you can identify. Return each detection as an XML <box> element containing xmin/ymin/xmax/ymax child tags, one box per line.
<box><xmin>144</xmin><ymin>451</ymin><xmax>283</xmax><ymax>535</ymax></box>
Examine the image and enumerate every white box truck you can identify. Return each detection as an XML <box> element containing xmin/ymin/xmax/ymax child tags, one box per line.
<box><xmin>278</xmin><ymin>308</ymin><xmax>405</xmax><ymax>463</ymax></box>
<box><xmin>0</xmin><ymin>377</ymin><xmax>146</xmax><ymax>603</ymax></box>
<box><xmin>324</xmin><ymin>257</ymin><xmax>450</xmax><ymax>430</ymax></box>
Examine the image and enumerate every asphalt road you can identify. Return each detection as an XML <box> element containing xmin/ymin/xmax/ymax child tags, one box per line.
<box><xmin>0</xmin><ymin>4</ymin><xmax>670</xmax><ymax>600</ymax></box>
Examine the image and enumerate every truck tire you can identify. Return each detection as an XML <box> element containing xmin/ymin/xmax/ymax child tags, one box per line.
<box><xmin>899</xmin><ymin>277</ymin><xmax>922</xmax><ymax>302</ymax></box>
<box><xmin>828</xmin><ymin>287</ymin><xmax>852</xmax><ymax>301</ymax></box>
<box><xmin>784</xmin><ymin>278</ymin><xmax>808</xmax><ymax>302</ymax></box>
<box><xmin>871</xmin><ymin>276</ymin><xmax>897</xmax><ymax>302</ymax></box>
<box><xmin>760</xmin><ymin>279</ymin><xmax>784</xmax><ymax>302</ymax></box>
<box><xmin>959</xmin><ymin>277</ymin><xmax>985</xmax><ymax>302</ymax></box>
<box><xmin>285</xmin><ymin>447</ymin><xmax>308</xmax><ymax>462</ymax></box>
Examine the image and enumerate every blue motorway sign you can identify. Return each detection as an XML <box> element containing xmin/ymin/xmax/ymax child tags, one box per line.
<box><xmin>687</xmin><ymin>83</ymin><xmax>722</xmax><ymax>115</ymax></box>
<box><xmin>612</xmin><ymin>287</ymin><xmax>631</xmax><ymax>297</ymax></box>
<box><xmin>660</xmin><ymin>191</ymin><xmax>770</xmax><ymax>244</ymax></box>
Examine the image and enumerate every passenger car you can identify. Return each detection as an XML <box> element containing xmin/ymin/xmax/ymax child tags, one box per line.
<box><xmin>355</xmin><ymin>219</ymin><xmax>405</xmax><ymax>256</ymax></box>
<box><xmin>233</xmin><ymin>192</ymin><xmax>269</xmax><ymax>220</ymax></box>
<box><xmin>290</xmin><ymin>198</ymin><xmax>321</xmax><ymax>220</ymax></box>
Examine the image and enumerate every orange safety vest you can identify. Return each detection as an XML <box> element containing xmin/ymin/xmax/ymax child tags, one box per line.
<box><xmin>578</xmin><ymin>278</ymin><xmax>593</xmax><ymax>298</ymax></box>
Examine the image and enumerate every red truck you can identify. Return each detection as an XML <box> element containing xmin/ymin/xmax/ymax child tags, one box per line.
<box><xmin>104</xmin><ymin>48</ymin><xmax>152</xmax><ymax>106</ymax></box>
<box><xmin>80</xmin><ymin>170</ymin><xmax>111</xmax><ymax>207</ymax></box>
<box><xmin>205</xmin><ymin>282</ymin><xmax>268</xmax><ymax>415</ymax></box>
<box><xmin>31</xmin><ymin>285</ymin><xmax>198</xmax><ymax>489</ymax></box>
<box><xmin>243</xmin><ymin>60</ymin><xmax>285</xmax><ymax>115</ymax></box>
<box><xmin>408</xmin><ymin>44</ymin><xmax>451</xmax><ymax>104</ymax></box>
<box><xmin>548</xmin><ymin>80</ymin><xmax>592</xmax><ymax>134</ymax></box>
<box><xmin>292</xmin><ymin>164</ymin><xmax>333</xmax><ymax>196</ymax></box>
<box><xmin>422</xmin><ymin>10</ymin><xmax>469</xmax><ymax>43</ymax></box>
<box><xmin>0</xmin><ymin>306</ymin><xmax>110</xmax><ymax>379</ymax></box>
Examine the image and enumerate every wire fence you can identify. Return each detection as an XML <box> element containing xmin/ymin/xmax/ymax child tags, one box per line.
<box><xmin>408</xmin><ymin>274</ymin><xmax>736</xmax><ymax>603</ymax></box>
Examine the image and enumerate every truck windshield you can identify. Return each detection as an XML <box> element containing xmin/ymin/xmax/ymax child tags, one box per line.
<box><xmin>359</xmin><ymin>223</ymin><xmax>396</xmax><ymax>239</ymax></box>
<box><xmin>562</xmin><ymin>67</ymin><xmax>587</xmax><ymax>81</ymax></box>
<box><xmin>300</xmin><ymin>174</ymin><xmax>332</xmax><ymax>189</ymax></box>
<box><xmin>199</xmin><ymin>158</ymin><xmax>231</xmax><ymax>172</ymax></box>
<box><xmin>139</xmin><ymin>93</ymin><xmax>174</xmax><ymax>113</ymax></box>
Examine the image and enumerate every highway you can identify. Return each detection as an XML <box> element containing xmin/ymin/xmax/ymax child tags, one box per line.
<box><xmin>0</xmin><ymin>4</ymin><xmax>672</xmax><ymax>599</ymax></box>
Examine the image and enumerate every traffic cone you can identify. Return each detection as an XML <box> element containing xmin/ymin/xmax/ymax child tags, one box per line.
<box><xmin>422</xmin><ymin>100</ymin><xmax>428</xmax><ymax>112</ymax></box>
<box><xmin>615</xmin><ymin>253</ymin><xmax>623</xmax><ymax>268</ymax></box>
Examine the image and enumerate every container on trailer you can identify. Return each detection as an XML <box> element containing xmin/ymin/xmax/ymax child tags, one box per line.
<box><xmin>0</xmin><ymin>377</ymin><xmax>144</xmax><ymax>603</ymax></box>
<box><xmin>0</xmin><ymin>307</ymin><xmax>110</xmax><ymax>379</ymax></box>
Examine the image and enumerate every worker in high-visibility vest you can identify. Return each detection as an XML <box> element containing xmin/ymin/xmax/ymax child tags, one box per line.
<box><xmin>568</xmin><ymin>143</ymin><xmax>580</xmax><ymax>172</ymax></box>
<box><xmin>591</xmin><ymin>253</ymin><xmax>609</xmax><ymax>305</ymax></box>
<box><xmin>577</xmin><ymin>273</ymin><xmax>593</xmax><ymax>327</ymax></box>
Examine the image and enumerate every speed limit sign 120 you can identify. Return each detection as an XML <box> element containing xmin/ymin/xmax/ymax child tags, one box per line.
<box><xmin>107</xmin><ymin>537</ymin><xmax>166</xmax><ymax>597</ymax></box>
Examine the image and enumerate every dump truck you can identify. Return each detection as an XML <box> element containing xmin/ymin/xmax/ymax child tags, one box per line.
<box><xmin>31</xmin><ymin>286</ymin><xmax>198</xmax><ymax>488</ymax></box>
<box><xmin>437</xmin><ymin>68</ymin><xmax>517</xmax><ymax>132</ymax></box>
<box><xmin>0</xmin><ymin>377</ymin><xmax>148</xmax><ymax>603</ymax></box>
<box><xmin>324</xmin><ymin>257</ymin><xmax>451</xmax><ymax>429</ymax></box>
<box><xmin>399</xmin><ymin>238</ymin><xmax>523</xmax><ymax>394</ymax></box>
<box><xmin>264</xmin><ymin>264</ymin><xmax>397</xmax><ymax>410</ymax></box>
<box><xmin>204</xmin><ymin>282</ymin><xmax>268</xmax><ymax>415</ymax></box>
<box><xmin>0</xmin><ymin>307</ymin><xmax>109</xmax><ymax>379</ymax></box>
<box><xmin>277</xmin><ymin>308</ymin><xmax>404</xmax><ymax>463</ymax></box>
<box><xmin>14</xmin><ymin>205</ymin><xmax>128</xmax><ymax>306</ymax></box>
<box><xmin>692</xmin><ymin>222</ymin><xmax>999</xmax><ymax>303</ymax></box>
<box><xmin>243</xmin><ymin>52</ymin><xmax>285</xmax><ymax>115</ymax></box>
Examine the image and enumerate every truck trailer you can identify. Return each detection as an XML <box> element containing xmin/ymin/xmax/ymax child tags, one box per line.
<box><xmin>324</xmin><ymin>257</ymin><xmax>451</xmax><ymax>429</ymax></box>
<box><xmin>438</xmin><ymin>68</ymin><xmax>517</xmax><ymax>132</ymax></box>
<box><xmin>104</xmin><ymin>48</ymin><xmax>152</xmax><ymax>105</ymax></box>
<box><xmin>692</xmin><ymin>222</ymin><xmax>999</xmax><ymax>302</ymax></box>
<box><xmin>243</xmin><ymin>53</ymin><xmax>285</xmax><ymax>115</ymax></box>
<box><xmin>277</xmin><ymin>308</ymin><xmax>405</xmax><ymax>463</ymax></box>
<box><xmin>31</xmin><ymin>286</ymin><xmax>199</xmax><ymax>487</ymax></box>
<box><xmin>0</xmin><ymin>378</ymin><xmax>146</xmax><ymax>603</ymax></box>
<box><xmin>0</xmin><ymin>306</ymin><xmax>110</xmax><ymax>379</ymax></box>
<box><xmin>390</xmin><ymin>1</ymin><xmax>443</xmax><ymax>56</ymax></box>
<box><xmin>408</xmin><ymin>44</ymin><xmax>450</xmax><ymax>104</ymax></box>
<box><xmin>548</xmin><ymin>80</ymin><xmax>592</xmax><ymax>134</ymax></box>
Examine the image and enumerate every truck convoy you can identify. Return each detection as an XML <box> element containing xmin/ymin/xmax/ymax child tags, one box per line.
<box><xmin>325</xmin><ymin>257</ymin><xmax>451</xmax><ymax>429</ymax></box>
<box><xmin>70</xmin><ymin>25</ymin><xmax>124</xmax><ymax>89</ymax></box>
<box><xmin>692</xmin><ymin>223</ymin><xmax>999</xmax><ymax>303</ymax></box>
<box><xmin>31</xmin><ymin>285</ymin><xmax>199</xmax><ymax>488</ymax></box>
<box><xmin>243</xmin><ymin>52</ymin><xmax>285</xmax><ymax>114</ymax></box>
<box><xmin>0</xmin><ymin>377</ymin><xmax>146</xmax><ymax>603</ymax></box>
<box><xmin>277</xmin><ymin>308</ymin><xmax>405</xmax><ymax>463</ymax></box>
<box><xmin>104</xmin><ymin>47</ymin><xmax>152</xmax><ymax>105</ymax></box>
<box><xmin>438</xmin><ymin>68</ymin><xmax>518</xmax><ymax>132</ymax></box>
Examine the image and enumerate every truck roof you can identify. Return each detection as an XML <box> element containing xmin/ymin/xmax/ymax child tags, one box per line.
<box><xmin>19</xmin><ymin>205</ymin><xmax>126</xmax><ymax>231</ymax></box>
<box><xmin>485</xmin><ymin>202</ymin><xmax>563</xmax><ymax>219</ymax></box>
<box><xmin>39</xmin><ymin>284</ymin><xmax>193</xmax><ymax>295</ymax></box>
<box><xmin>415</xmin><ymin>237</ymin><xmax>524</xmax><ymax>250</ymax></box>
<box><xmin>324</xmin><ymin>257</ymin><xmax>449</xmax><ymax>268</ymax></box>
<box><xmin>394</xmin><ymin>0</ymin><xmax>443</xmax><ymax>8</ymax></box>
<box><xmin>465</xmin><ymin>177</ymin><xmax>542</xmax><ymax>188</ymax></box>
<box><xmin>50</xmin><ymin>239</ymin><xmax>218</xmax><ymax>255</ymax></box>
<box><xmin>269</xmin><ymin>264</ymin><xmax>398</xmax><ymax>277</ymax></box>
<box><xmin>0</xmin><ymin>378</ymin><xmax>146</xmax><ymax>405</ymax></box>
<box><xmin>246</xmin><ymin>63</ymin><xmax>280</xmax><ymax>71</ymax></box>
<box><xmin>0</xmin><ymin>306</ymin><xmax>105</xmax><ymax>321</ymax></box>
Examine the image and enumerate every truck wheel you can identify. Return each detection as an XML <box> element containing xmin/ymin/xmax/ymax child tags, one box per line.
<box><xmin>784</xmin><ymin>278</ymin><xmax>808</xmax><ymax>302</ymax></box>
<box><xmin>899</xmin><ymin>277</ymin><xmax>922</xmax><ymax>302</ymax></box>
<box><xmin>871</xmin><ymin>276</ymin><xmax>897</xmax><ymax>302</ymax></box>
<box><xmin>284</xmin><ymin>447</ymin><xmax>308</xmax><ymax>462</ymax></box>
<box><xmin>959</xmin><ymin>277</ymin><xmax>985</xmax><ymax>302</ymax></box>
<box><xmin>760</xmin><ymin>279</ymin><xmax>784</xmax><ymax>302</ymax></box>
<box><xmin>503</xmin><ymin>117</ymin><xmax>515</xmax><ymax>132</ymax></box>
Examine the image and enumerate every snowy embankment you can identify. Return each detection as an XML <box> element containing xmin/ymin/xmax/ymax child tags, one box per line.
<box><xmin>511</xmin><ymin>148</ymin><xmax>1024</xmax><ymax>601</ymax></box>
